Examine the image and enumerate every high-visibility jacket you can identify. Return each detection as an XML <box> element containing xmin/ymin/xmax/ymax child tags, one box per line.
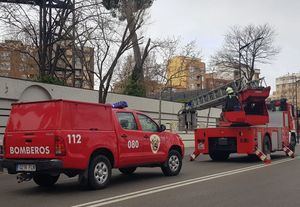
<box><xmin>224</xmin><ymin>94</ymin><xmax>240</xmax><ymax>111</ymax></box>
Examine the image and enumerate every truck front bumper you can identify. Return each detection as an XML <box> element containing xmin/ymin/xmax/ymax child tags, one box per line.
<box><xmin>0</xmin><ymin>159</ymin><xmax>63</xmax><ymax>174</ymax></box>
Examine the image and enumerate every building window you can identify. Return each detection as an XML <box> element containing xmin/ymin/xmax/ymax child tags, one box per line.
<box><xmin>55</xmin><ymin>70</ymin><xmax>64</xmax><ymax>77</ymax></box>
<box><xmin>20</xmin><ymin>53</ymin><xmax>28</xmax><ymax>62</ymax></box>
<box><xmin>189</xmin><ymin>66</ymin><xmax>195</xmax><ymax>73</ymax></box>
<box><xmin>75</xmin><ymin>70</ymin><xmax>81</xmax><ymax>77</ymax></box>
<box><xmin>75</xmin><ymin>57</ymin><xmax>82</xmax><ymax>69</ymax></box>
<box><xmin>0</xmin><ymin>62</ymin><xmax>11</xmax><ymax>70</ymax></box>
<box><xmin>75</xmin><ymin>80</ymin><xmax>82</xmax><ymax>88</ymax></box>
<box><xmin>0</xmin><ymin>51</ymin><xmax>10</xmax><ymax>61</ymax></box>
<box><xmin>0</xmin><ymin>71</ymin><xmax>9</xmax><ymax>76</ymax></box>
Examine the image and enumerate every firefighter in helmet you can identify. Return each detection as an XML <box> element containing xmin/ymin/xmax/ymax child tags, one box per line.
<box><xmin>224</xmin><ymin>87</ymin><xmax>241</xmax><ymax>111</ymax></box>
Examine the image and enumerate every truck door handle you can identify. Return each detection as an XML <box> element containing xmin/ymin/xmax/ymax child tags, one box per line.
<box><xmin>144</xmin><ymin>135</ymin><xmax>150</xmax><ymax>139</ymax></box>
<box><xmin>121</xmin><ymin>134</ymin><xmax>128</xmax><ymax>138</ymax></box>
<box><xmin>25</xmin><ymin>139</ymin><xmax>32</xmax><ymax>143</ymax></box>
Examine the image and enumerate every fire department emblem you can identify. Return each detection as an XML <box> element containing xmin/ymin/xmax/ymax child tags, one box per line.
<box><xmin>150</xmin><ymin>134</ymin><xmax>160</xmax><ymax>154</ymax></box>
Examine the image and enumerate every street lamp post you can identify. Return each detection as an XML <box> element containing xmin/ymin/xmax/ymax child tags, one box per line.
<box><xmin>238</xmin><ymin>37</ymin><xmax>263</xmax><ymax>79</ymax></box>
<box><xmin>296</xmin><ymin>79</ymin><xmax>299</xmax><ymax>143</ymax></box>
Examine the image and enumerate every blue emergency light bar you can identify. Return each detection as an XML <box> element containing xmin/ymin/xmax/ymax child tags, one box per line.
<box><xmin>112</xmin><ymin>101</ymin><xmax>128</xmax><ymax>109</ymax></box>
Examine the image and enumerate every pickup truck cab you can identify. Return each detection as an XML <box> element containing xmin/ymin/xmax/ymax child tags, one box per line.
<box><xmin>0</xmin><ymin>100</ymin><xmax>184</xmax><ymax>189</ymax></box>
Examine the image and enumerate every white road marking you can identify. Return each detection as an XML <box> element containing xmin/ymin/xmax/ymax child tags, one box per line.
<box><xmin>72</xmin><ymin>157</ymin><xmax>297</xmax><ymax>207</ymax></box>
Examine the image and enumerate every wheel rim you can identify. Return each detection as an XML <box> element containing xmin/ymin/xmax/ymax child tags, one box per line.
<box><xmin>94</xmin><ymin>162</ymin><xmax>108</xmax><ymax>184</ymax></box>
<box><xmin>168</xmin><ymin>155</ymin><xmax>180</xmax><ymax>172</ymax></box>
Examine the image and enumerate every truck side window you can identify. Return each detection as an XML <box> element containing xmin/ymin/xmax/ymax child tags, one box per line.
<box><xmin>137</xmin><ymin>114</ymin><xmax>159</xmax><ymax>132</ymax></box>
<box><xmin>117</xmin><ymin>112</ymin><xmax>138</xmax><ymax>130</ymax></box>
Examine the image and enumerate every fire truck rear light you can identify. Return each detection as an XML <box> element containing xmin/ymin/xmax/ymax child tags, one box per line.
<box><xmin>198</xmin><ymin>139</ymin><xmax>205</xmax><ymax>150</ymax></box>
<box><xmin>198</xmin><ymin>143</ymin><xmax>205</xmax><ymax>150</ymax></box>
<box><xmin>55</xmin><ymin>136</ymin><xmax>66</xmax><ymax>156</ymax></box>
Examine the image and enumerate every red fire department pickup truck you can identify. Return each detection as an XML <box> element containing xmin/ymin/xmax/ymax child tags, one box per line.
<box><xmin>0</xmin><ymin>100</ymin><xmax>184</xmax><ymax>189</ymax></box>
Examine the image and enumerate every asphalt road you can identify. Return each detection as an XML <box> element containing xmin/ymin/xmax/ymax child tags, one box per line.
<box><xmin>0</xmin><ymin>146</ymin><xmax>299</xmax><ymax>207</ymax></box>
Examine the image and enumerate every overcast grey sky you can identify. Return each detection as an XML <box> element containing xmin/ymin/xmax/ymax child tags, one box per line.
<box><xmin>147</xmin><ymin>0</ymin><xmax>300</xmax><ymax>91</ymax></box>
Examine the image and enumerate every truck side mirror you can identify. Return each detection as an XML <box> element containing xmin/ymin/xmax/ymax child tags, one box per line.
<box><xmin>159</xmin><ymin>124</ymin><xmax>166</xmax><ymax>132</ymax></box>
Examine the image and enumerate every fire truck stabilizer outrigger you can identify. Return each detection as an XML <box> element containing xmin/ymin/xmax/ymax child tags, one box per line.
<box><xmin>183</xmin><ymin>77</ymin><xmax>297</xmax><ymax>164</ymax></box>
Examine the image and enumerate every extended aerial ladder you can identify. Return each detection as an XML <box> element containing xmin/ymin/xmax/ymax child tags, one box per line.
<box><xmin>188</xmin><ymin>77</ymin><xmax>266</xmax><ymax>110</ymax></box>
<box><xmin>178</xmin><ymin>77</ymin><xmax>267</xmax><ymax>130</ymax></box>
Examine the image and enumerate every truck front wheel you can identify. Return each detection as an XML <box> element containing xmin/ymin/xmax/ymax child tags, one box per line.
<box><xmin>33</xmin><ymin>173</ymin><xmax>60</xmax><ymax>187</ymax></box>
<box><xmin>209</xmin><ymin>151</ymin><xmax>230</xmax><ymax>161</ymax></box>
<box><xmin>161</xmin><ymin>150</ymin><xmax>182</xmax><ymax>176</ymax></box>
<box><xmin>88</xmin><ymin>155</ymin><xmax>112</xmax><ymax>189</ymax></box>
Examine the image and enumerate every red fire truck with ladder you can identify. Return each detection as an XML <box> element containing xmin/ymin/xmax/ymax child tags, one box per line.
<box><xmin>180</xmin><ymin>77</ymin><xmax>297</xmax><ymax>164</ymax></box>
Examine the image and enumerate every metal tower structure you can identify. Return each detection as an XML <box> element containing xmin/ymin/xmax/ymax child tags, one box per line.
<box><xmin>0</xmin><ymin>0</ymin><xmax>75</xmax><ymax>81</ymax></box>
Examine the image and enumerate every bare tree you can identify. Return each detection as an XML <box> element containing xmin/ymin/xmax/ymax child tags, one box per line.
<box><xmin>78</xmin><ymin>2</ymin><xmax>147</xmax><ymax>103</ymax></box>
<box><xmin>211</xmin><ymin>24</ymin><xmax>280</xmax><ymax>81</ymax></box>
<box><xmin>102</xmin><ymin>0</ymin><xmax>155</xmax><ymax>96</ymax></box>
<box><xmin>0</xmin><ymin>0</ymin><xmax>151</xmax><ymax>102</ymax></box>
<box><xmin>111</xmin><ymin>54</ymin><xmax>135</xmax><ymax>93</ymax></box>
<box><xmin>154</xmin><ymin>40</ymin><xmax>202</xmax><ymax>91</ymax></box>
<box><xmin>142</xmin><ymin>39</ymin><xmax>202</xmax><ymax>124</ymax></box>
<box><xmin>0</xmin><ymin>1</ymin><xmax>93</xmax><ymax>86</ymax></box>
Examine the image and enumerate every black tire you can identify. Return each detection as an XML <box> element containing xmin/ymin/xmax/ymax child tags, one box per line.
<box><xmin>161</xmin><ymin>150</ymin><xmax>182</xmax><ymax>176</ymax></box>
<box><xmin>247</xmin><ymin>154</ymin><xmax>259</xmax><ymax>161</ymax></box>
<box><xmin>209</xmin><ymin>151</ymin><xmax>230</xmax><ymax>161</ymax></box>
<box><xmin>119</xmin><ymin>167</ymin><xmax>137</xmax><ymax>175</ymax></box>
<box><xmin>289</xmin><ymin>134</ymin><xmax>296</xmax><ymax>153</ymax></box>
<box><xmin>263</xmin><ymin>136</ymin><xmax>271</xmax><ymax>156</ymax></box>
<box><xmin>88</xmin><ymin>155</ymin><xmax>112</xmax><ymax>190</ymax></box>
<box><xmin>33</xmin><ymin>173</ymin><xmax>60</xmax><ymax>187</ymax></box>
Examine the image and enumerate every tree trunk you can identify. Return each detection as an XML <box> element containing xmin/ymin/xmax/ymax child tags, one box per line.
<box><xmin>123</xmin><ymin>2</ymin><xmax>145</xmax><ymax>96</ymax></box>
<box><xmin>98</xmin><ymin>84</ymin><xmax>104</xmax><ymax>103</ymax></box>
<box><xmin>124</xmin><ymin>4</ymin><xmax>143</xmax><ymax>82</ymax></box>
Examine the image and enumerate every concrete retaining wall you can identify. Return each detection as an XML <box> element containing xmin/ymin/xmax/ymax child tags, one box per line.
<box><xmin>0</xmin><ymin>76</ymin><xmax>221</xmax><ymax>147</ymax></box>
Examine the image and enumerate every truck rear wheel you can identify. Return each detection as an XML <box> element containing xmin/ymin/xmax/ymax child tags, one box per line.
<box><xmin>263</xmin><ymin>136</ymin><xmax>271</xmax><ymax>156</ymax></box>
<box><xmin>290</xmin><ymin>134</ymin><xmax>296</xmax><ymax>152</ymax></box>
<box><xmin>88</xmin><ymin>155</ymin><xmax>112</xmax><ymax>189</ymax></box>
<box><xmin>33</xmin><ymin>173</ymin><xmax>60</xmax><ymax>187</ymax></box>
<box><xmin>119</xmin><ymin>167</ymin><xmax>137</xmax><ymax>175</ymax></box>
<box><xmin>209</xmin><ymin>151</ymin><xmax>230</xmax><ymax>161</ymax></box>
<box><xmin>161</xmin><ymin>150</ymin><xmax>182</xmax><ymax>176</ymax></box>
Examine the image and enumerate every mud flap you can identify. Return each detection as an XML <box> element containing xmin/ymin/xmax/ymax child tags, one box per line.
<box><xmin>190</xmin><ymin>151</ymin><xmax>200</xmax><ymax>161</ymax></box>
<box><xmin>78</xmin><ymin>169</ymin><xmax>88</xmax><ymax>186</ymax></box>
<box><xmin>255</xmin><ymin>148</ymin><xmax>271</xmax><ymax>164</ymax></box>
<box><xmin>283</xmin><ymin>145</ymin><xmax>295</xmax><ymax>158</ymax></box>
